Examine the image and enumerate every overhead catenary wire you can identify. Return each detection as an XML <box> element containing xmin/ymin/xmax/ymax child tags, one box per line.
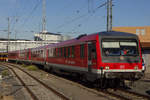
<box><xmin>69</xmin><ymin>14</ymin><xmax>105</xmax><ymax>35</ymax></box>
<box><xmin>9</xmin><ymin>0</ymin><xmax>42</xmax><ymax>40</ymax></box>
<box><xmin>20</xmin><ymin>0</ymin><xmax>42</xmax><ymax>30</ymax></box>
<box><xmin>53</xmin><ymin>0</ymin><xmax>93</xmax><ymax>30</ymax></box>
<box><xmin>55</xmin><ymin>1</ymin><xmax>108</xmax><ymax>30</ymax></box>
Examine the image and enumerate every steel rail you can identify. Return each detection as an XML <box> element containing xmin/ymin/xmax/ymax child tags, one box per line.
<box><xmin>5</xmin><ymin>63</ymin><xmax>70</xmax><ymax>100</ymax></box>
<box><xmin>7</xmin><ymin>62</ymin><xmax>149</xmax><ymax>100</ymax></box>
<box><xmin>118</xmin><ymin>89</ymin><xmax>150</xmax><ymax>100</ymax></box>
<box><xmin>102</xmin><ymin>90</ymin><xmax>130</xmax><ymax>100</ymax></box>
<box><xmin>4</xmin><ymin>65</ymin><xmax>38</xmax><ymax>100</ymax></box>
<box><xmin>5</xmin><ymin>63</ymin><xmax>132</xmax><ymax>100</ymax></box>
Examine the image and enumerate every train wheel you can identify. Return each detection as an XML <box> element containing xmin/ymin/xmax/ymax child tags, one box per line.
<box><xmin>44</xmin><ymin>65</ymin><xmax>49</xmax><ymax>72</ymax></box>
<box><xmin>44</xmin><ymin>65</ymin><xmax>53</xmax><ymax>73</ymax></box>
<box><xmin>48</xmin><ymin>67</ymin><xmax>53</xmax><ymax>73</ymax></box>
<box><xmin>109</xmin><ymin>78</ymin><xmax>120</xmax><ymax>89</ymax></box>
<box><xmin>100</xmin><ymin>78</ymin><xmax>107</xmax><ymax>89</ymax></box>
<box><xmin>95</xmin><ymin>78</ymin><xmax>107</xmax><ymax>89</ymax></box>
<box><xmin>120</xmin><ymin>79</ymin><xmax>125</xmax><ymax>88</ymax></box>
<box><xmin>81</xmin><ymin>74</ymin><xmax>87</xmax><ymax>83</ymax></box>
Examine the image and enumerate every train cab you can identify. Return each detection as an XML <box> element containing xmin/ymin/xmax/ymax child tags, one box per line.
<box><xmin>97</xmin><ymin>31</ymin><xmax>142</xmax><ymax>80</ymax></box>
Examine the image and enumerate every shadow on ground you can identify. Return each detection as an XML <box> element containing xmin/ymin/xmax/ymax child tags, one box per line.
<box><xmin>146</xmin><ymin>90</ymin><xmax>150</xmax><ymax>95</ymax></box>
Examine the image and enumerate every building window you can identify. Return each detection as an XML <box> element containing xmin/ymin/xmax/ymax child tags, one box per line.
<box><xmin>136</xmin><ymin>29</ymin><xmax>140</xmax><ymax>35</ymax></box>
<box><xmin>141</xmin><ymin>29</ymin><xmax>145</xmax><ymax>35</ymax></box>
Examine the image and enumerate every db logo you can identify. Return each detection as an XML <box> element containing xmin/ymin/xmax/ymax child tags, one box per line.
<box><xmin>120</xmin><ymin>65</ymin><xmax>125</xmax><ymax>69</ymax></box>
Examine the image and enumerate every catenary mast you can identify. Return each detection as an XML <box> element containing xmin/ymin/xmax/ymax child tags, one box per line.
<box><xmin>42</xmin><ymin>0</ymin><xmax>46</xmax><ymax>42</ymax></box>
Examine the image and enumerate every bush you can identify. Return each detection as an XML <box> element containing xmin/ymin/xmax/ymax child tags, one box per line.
<box><xmin>26</xmin><ymin>65</ymin><xmax>38</xmax><ymax>71</ymax></box>
<box><xmin>22</xmin><ymin>64</ymin><xmax>27</xmax><ymax>68</ymax></box>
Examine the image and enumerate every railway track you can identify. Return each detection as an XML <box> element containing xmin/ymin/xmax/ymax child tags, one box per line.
<box><xmin>116</xmin><ymin>89</ymin><xmax>150</xmax><ymax>100</ymax></box>
<box><xmin>3</xmin><ymin>63</ymin><xmax>150</xmax><ymax>100</ymax></box>
<box><xmin>2</xmin><ymin>63</ymin><xmax>69</xmax><ymax>100</ymax></box>
<box><xmin>98</xmin><ymin>86</ymin><xmax>150</xmax><ymax>100</ymax></box>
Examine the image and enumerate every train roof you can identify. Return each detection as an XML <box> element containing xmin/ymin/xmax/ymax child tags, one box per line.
<box><xmin>45</xmin><ymin>31</ymin><xmax>138</xmax><ymax>48</ymax></box>
<box><xmin>30</xmin><ymin>31</ymin><xmax>139</xmax><ymax>50</ymax></box>
<box><xmin>98</xmin><ymin>31</ymin><xmax>138</xmax><ymax>37</ymax></box>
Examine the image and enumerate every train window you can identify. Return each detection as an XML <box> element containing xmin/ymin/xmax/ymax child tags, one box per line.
<box><xmin>54</xmin><ymin>48</ymin><xmax>57</xmax><ymax>57</ymax></box>
<box><xmin>72</xmin><ymin>46</ymin><xmax>75</xmax><ymax>58</ymax></box>
<box><xmin>68</xmin><ymin>47</ymin><xmax>70</xmax><ymax>58</ymax></box>
<box><xmin>43</xmin><ymin>50</ymin><xmax>45</xmax><ymax>58</ymax></box>
<box><xmin>4</xmin><ymin>55</ymin><xmax>7</xmax><ymax>57</ymax></box>
<box><xmin>56</xmin><ymin>48</ymin><xmax>59</xmax><ymax>57</ymax></box>
<box><xmin>80</xmin><ymin>44</ymin><xmax>84</xmax><ymax>58</ymax></box>
<box><xmin>102</xmin><ymin>39</ymin><xmax>139</xmax><ymax>56</ymax></box>
<box><xmin>55</xmin><ymin>48</ymin><xmax>57</xmax><ymax>57</ymax></box>
<box><xmin>48</xmin><ymin>48</ymin><xmax>53</xmax><ymax>57</ymax></box>
<box><xmin>61</xmin><ymin>48</ymin><xmax>63</xmax><ymax>57</ymax></box>
<box><xmin>41</xmin><ymin>50</ymin><xmax>43</xmax><ymax>57</ymax></box>
<box><xmin>64</xmin><ymin>47</ymin><xmax>66</xmax><ymax>58</ymax></box>
<box><xmin>88</xmin><ymin>43</ymin><xmax>97</xmax><ymax>60</ymax></box>
<box><xmin>58</xmin><ymin>48</ymin><xmax>61</xmax><ymax>57</ymax></box>
<box><xmin>57</xmin><ymin>48</ymin><xmax>59</xmax><ymax>57</ymax></box>
<box><xmin>57</xmin><ymin>48</ymin><xmax>59</xmax><ymax>56</ymax></box>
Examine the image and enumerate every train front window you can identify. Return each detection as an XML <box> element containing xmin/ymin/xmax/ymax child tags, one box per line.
<box><xmin>102</xmin><ymin>39</ymin><xmax>139</xmax><ymax>56</ymax></box>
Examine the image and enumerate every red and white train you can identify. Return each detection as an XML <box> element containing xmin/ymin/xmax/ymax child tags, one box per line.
<box><xmin>8</xmin><ymin>31</ymin><xmax>143</xmax><ymax>87</ymax></box>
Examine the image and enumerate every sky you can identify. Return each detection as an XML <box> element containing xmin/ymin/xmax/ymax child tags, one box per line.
<box><xmin>0</xmin><ymin>0</ymin><xmax>149</xmax><ymax>40</ymax></box>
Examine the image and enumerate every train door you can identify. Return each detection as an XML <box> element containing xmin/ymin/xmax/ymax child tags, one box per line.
<box><xmin>88</xmin><ymin>41</ymin><xmax>97</xmax><ymax>73</ymax></box>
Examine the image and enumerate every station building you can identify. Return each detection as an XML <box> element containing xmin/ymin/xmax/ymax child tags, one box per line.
<box><xmin>34</xmin><ymin>32</ymin><xmax>71</xmax><ymax>41</ymax></box>
<box><xmin>0</xmin><ymin>32</ymin><xmax>71</xmax><ymax>52</ymax></box>
<box><xmin>113</xmin><ymin>26</ymin><xmax>150</xmax><ymax>67</ymax></box>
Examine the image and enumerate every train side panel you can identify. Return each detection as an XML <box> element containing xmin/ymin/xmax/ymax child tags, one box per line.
<box><xmin>46</xmin><ymin>44</ymin><xmax>88</xmax><ymax>72</ymax></box>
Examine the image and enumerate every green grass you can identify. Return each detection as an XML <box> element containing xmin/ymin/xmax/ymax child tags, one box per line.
<box><xmin>1</xmin><ymin>70</ymin><xmax>9</xmax><ymax>77</ymax></box>
<box><xmin>26</xmin><ymin>65</ymin><xmax>39</xmax><ymax>71</ymax></box>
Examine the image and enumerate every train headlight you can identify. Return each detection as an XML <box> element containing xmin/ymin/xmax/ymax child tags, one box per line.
<box><xmin>134</xmin><ymin>66</ymin><xmax>138</xmax><ymax>70</ymax></box>
<box><xmin>105</xmin><ymin>66</ymin><xmax>110</xmax><ymax>70</ymax></box>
